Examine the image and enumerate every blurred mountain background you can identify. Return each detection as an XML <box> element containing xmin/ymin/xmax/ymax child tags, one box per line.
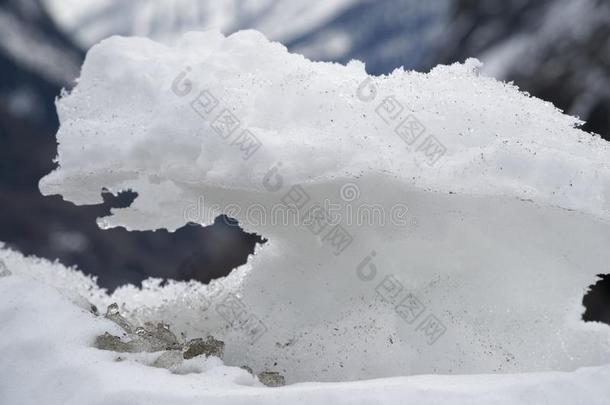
<box><xmin>1</xmin><ymin>0</ymin><xmax>609</xmax><ymax>290</ymax></box>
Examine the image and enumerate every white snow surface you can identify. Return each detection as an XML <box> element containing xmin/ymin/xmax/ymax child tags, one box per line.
<box><xmin>40</xmin><ymin>30</ymin><xmax>610</xmax><ymax>220</ymax></box>
<box><xmin>8</xmin><ymin>28</ymin><xmax>609</xmax><ymax>402</ymax></box>
<box><xmin>2</xmin><ymin>249</ymin><xmax>610</xmax><ymax>404</ymax></box>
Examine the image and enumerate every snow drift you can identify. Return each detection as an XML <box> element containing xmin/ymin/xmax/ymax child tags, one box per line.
<box><xmin>2</xmin><ymin>29</ymin><xmax>609</xmax><ymax>403</ymax></box>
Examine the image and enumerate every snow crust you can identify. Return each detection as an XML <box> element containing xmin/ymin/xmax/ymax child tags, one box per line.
<box><xmin>32</xmin><ymin>29</ymin><xmax>610</xmax><ymax>391</ymax></box>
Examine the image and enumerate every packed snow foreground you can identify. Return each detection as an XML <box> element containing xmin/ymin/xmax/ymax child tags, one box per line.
<box><xmin>1</xmin><ymin>30</ymin><xmax>610</xmax><ymax>404</ymax></box>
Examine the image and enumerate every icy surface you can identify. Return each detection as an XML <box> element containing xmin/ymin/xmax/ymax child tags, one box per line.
<box><xmin>36</xmin><ymin>29</ymin><xmax>610</xmax><ymax>387</ymax></box>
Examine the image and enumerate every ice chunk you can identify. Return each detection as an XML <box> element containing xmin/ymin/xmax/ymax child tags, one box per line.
<box><xmin>96</xmin><ymin>303</ymin><xmax>183</xmax><ymax>353</ymax></box>
<box><xmin>105</xmin><ymin>303</ymin><xmax>133</xmax><ymax>333</ymax></box>
<box><xmin>257</xmin><ymin>371</ymin><xmax>286</xmax><ymax>387</ymax></box>
<box><xmin>95</xmin><ymin>332</ymin><xmax>134</xmax><ymax>352</ymax></box>
<box><xmin>183</xmin><ymin>336</ymin><xmax>225</xmax><ymax>360</ymax></box>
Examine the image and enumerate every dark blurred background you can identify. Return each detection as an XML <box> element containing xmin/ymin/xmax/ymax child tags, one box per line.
<box><xmin>1</xmin><ymin>0</ymin><xmax>609</xmax><ymax>291</ymax></box>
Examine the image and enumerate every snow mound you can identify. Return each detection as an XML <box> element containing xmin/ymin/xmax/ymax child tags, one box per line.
<box><xmin>36</xmin><ymin>29</ymin><xmax>610</xmax><ymax>385</ymax></box>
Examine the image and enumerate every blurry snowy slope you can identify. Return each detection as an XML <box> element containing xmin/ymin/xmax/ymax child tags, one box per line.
<box><xmin>0</xmin><ymin>0</ymin><xmax>82</xmax><ymax>86</ymax></box>
<box><xmin>42</xmin><ymin>0</ymin><xmax>450</xmax><ymax>74</ymax></box>
<box><xmin>42</xmin><ymin>0</ymin><xmax>361</xmax><ymax>48</ymax></box>
<box><xmin>0</xmin><ymin>0</ymin><xmax>82</xmax><ymax>125</ymax></box>
<box><xmin>440</xmin><ymin>0</ymin><xmax>610</xmax><ymax>139</ymax></box>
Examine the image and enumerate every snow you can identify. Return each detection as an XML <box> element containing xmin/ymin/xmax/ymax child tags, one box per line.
<box><xmin>39</xmin><ymin>30</ymin><xmax>610</xmax><ymax>220</ymax></box>
<box><xmin>0</xmin><ymin>28</ymin><xmax>606</xmax><ymax>402</ymax></box>
<box><xmin>34</xmin><ymin>29</ymin><xmax>610</xmax><ymax>384</ymax></box>
<box><xmin>2</xmin><ymin>251</ymin><xmax>610</xmax><ymax>404</ymax></box>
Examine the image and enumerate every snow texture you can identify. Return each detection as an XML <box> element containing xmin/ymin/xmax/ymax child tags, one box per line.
<box><xmin>13</xmin><ymin>28</ymin><xmax>610</xmax><ymax>401</ymax></box>
<box><xmin>2</xmin><ymin>248</ymin><xmax>610</xmax><ymax>404</ymax></box>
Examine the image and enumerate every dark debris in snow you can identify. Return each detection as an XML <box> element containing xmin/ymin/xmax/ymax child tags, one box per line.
<box><xmin>93</xmin><ymin>303</ymin><xmax>285</xmax><ymax>386</ymax></box>
<box><xmin>257</xmin><ymin>371</ymin><xmax>286</xmax><ymax>387</ymax></box>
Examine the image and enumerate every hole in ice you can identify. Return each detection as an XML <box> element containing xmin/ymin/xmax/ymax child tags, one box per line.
<box><xmin>177</xmin><ymin>215</ymin><xmax>266</xmax><ymax>283</ymax></box>
<box><xmin>583</xmin><ymin>274</ymin><xmax>610</xmax><ymax>326</ymax></box>
<box><xmin>72</xmin><ymin>189</ymin><xmax>266</xmax><ymax>290</ymax></box>
<box><xmin>101</xmin><ymin>188</ymin><xmax>138</xmax><ymax>208</ymax></box>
